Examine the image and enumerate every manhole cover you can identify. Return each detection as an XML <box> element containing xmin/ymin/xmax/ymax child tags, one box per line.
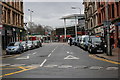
<box><xmin>58</xmin><ymin>65</ymin><xmax>72</xmax><ymax>68</ymax></box>
<box><xmin>106</xmin><ymin>67</ymin><xmax>119</xmax><ymax>70</ymax></box>
<box><xmin>89</xmin><ymin>66</ymin><xmax>103</xmax><ymax>70</ymax></box>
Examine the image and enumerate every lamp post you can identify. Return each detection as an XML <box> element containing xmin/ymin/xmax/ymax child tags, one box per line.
<box><xmin>71</xmin><ymin>7</ymin><xmax>81</xmax><ymax>40</ymax></box>
<box><xmin>28</xmin><ymin>9</ymin><xmax>34</xmax><ymax>23</ymax></box>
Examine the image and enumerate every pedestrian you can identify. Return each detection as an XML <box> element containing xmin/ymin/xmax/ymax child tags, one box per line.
<box><xmin>69</xmin><ymin>37</ymin><xmax>72</xmax><ymax>46</ymax></box>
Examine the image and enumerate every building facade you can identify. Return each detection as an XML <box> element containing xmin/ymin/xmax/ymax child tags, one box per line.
<box><xmin>0</xmin><ymin>1</ymin><xmax>25</xmax><ymax>50</ymax></box>
<box><xmin>83</xmin><ymin>1</ymin><xmax>120</xmax><ymax>48</ymax></box>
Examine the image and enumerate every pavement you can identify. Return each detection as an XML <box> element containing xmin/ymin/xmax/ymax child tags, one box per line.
<box><xmin>95</xmin><ymin>48</ymin><xmax>120</xmax><ymax>62</ymax></box>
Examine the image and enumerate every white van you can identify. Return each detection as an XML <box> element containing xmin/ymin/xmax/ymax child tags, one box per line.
<box><xmin>80</xmin><ymin>35</ymin><xmax>89</xmax><ymax>50</ymax></box>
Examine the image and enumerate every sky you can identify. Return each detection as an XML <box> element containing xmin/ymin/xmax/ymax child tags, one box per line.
<box><xmin>24</xmin><ymin>2</ymin><xmax>84</xmax><ymax>28</ymax></box>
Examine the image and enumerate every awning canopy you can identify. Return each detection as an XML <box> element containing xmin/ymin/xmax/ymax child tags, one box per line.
<box><xmin>60</xmin><ymin>14</ymin><xmax>85</xmax><ymax>20</ymax></box>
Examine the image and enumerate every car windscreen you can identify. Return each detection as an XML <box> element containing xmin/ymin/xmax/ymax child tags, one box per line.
<box><xmin>28</xmin><ymin>41</ymin><xmax>32</xmax><ymax>44</ymax></box>
<box><xmin>92</xmin><ymin>37</ymin><xmax>101</xmax><ymax>43</ymax></box>
<box><xmin>8</xmin><ymin>42</ymin><xmax>20</xmax><ymax>46</ymax></box>
<box><xmin>21</xmin><ymin>42</ymin><xmax>26</xmax><ymax>45</ymax></box>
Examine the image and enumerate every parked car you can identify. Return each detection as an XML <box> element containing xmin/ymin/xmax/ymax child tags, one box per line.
<box><xmin>21</xmin><ymin>41</ymin><xmax>28</xmax><ymax>51</ymax></box>
<box><xmin>76</xmin><ymin>36</ymin><xmax>82</xmax><ymax>47</ymax></box>
<box><xmin>6</xmin><ymin>42</ymin><xmax>24</xmax><ymax>55</ymax></box>
<box><xmin>80</xmin><ymin>35</ymin><xmax>89</xmax><ymax>50</ymax></box>
<box><xmin>74</xmin><ymin>37</ymin><xmax>79</xmax><ymax>46</ymax></box>
<box><xmin>33</xmin><ymin>40</ymin><xmax>42</xmax><ymax>48</ymax></box>
<box><xmin>87</xmin><ymin>36</ymin><xmax>105</xmax><ymax>53</ymax></box>
<box><xmin>27</xmin><ymin>41</ymin><xmax>35</xmax><ymax>50</ymax></box>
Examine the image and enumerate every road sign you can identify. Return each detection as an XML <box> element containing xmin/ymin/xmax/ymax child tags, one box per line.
<box><xmin>64</xmin><ymin>55</ymin><xmax>79</xmax><ymax>60</ymax></box>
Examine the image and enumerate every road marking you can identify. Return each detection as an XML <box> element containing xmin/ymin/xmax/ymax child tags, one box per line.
<box><xmin>48</xmin><ymin>53</ymin><xmax>51</xmax><ymax>57</ymax></box>
<box><xmin>40</xmin><ymin>59</ymin><xmax>47</xmax><ymax>67</ymax></box>
<box><xmin>67</xmin><ymin>51</ymin><xmax>70</xmax><ymax>53</ymax></box>
<box><xmin>33</xmin><ymin>52</ymin><xmax>37</xmax><ymax>55</ymax></box>
<box><xmin>74</xmin><ymin>66</ymin><xmax>88</xmax><ymax>69</ymax></box>
<box><xmin>47</xmin><ymin>46</ymin><xmax>58</xmax><ymax>58</ymax></box>
<box><xmin>106</xmin><ymin>67</ymin><xmax>119</xmax><ymax>70</ymax></box>
<box><xmin>44</xmin><ymin>65</ymin><xmax>58</xmax><ymax>68</ymax></box>
<box><xmin>89</xmin><ymin>55</ymin><xmax>120</xmax><ymax>64</ymax></box>
<box><xmin>16</xmin><ymin>56</ymin><xmax>29</xmax><ymax>60</ymax></box>
<box><xmin>58</xmin><ymin>65</ymin><xmax>72</xmax><ymax>68</ymax></box>
<box><xmin>0</xmin><ymin>66</ymin><xmax>36</xmax><ymax>77</ymax></box>
<box><xmin>64</xmin><ymin>55</ymin><xmax>79</xmax><ymax>60</ymax></box>
<box><xmin>89</xmin><ymin>66</ymin><xmax>103</xmax><ymax>70</ymax></box>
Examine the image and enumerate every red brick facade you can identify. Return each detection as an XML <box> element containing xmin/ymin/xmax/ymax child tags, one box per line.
<box><xmin>97</xmin><ymin>1</ymin><xmax>120</xmax><ymax>48</ymax></box>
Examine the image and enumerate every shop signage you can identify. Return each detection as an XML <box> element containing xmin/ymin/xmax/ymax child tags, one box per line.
<box><xmin>0</xmin><ymin>25</ymin><xmax>2</xmax><ymax>29</ymax></box>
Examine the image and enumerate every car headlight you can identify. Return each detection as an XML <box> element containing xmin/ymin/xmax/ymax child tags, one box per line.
<box><xmin>104</xmin><ymin>45</ymin><xmax>107</xmax><ymax>47</ymax></box>
<box><xmin>92</xmin><ymin>45</ymin><xmax>96</xmax><ymax>47</ymax></box>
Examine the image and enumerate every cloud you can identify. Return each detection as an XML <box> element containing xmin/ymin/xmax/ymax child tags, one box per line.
<box><xmin>24</xmin><ymin>2</ymin><xmax>84</xmax><ymax>28</ymax></box>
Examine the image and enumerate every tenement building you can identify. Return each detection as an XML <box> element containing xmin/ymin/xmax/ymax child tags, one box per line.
<box><xmin>83</xmin><ymin>1</ymin><xmax>120</xmax><ymax>48</ymax></box>
<box><xmin>0</xmin><ymin>0</ymin><xmax>25</xmax><ymax>50</ymax></box>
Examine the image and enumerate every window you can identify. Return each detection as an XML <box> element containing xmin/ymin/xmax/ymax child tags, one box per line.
<box><xmin>112</xmin><ymin>4</ymin><xmax>114</xmax><ymax>18</ymax></box>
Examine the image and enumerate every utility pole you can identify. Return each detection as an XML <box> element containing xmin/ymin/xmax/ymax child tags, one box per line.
<box><xmin>105</xmin><ymin>1</ymin><xmax>112</xmax><ymax>56</ymax></box>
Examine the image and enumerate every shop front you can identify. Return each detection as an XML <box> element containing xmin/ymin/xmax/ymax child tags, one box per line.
<box><xmin>2</xmin><ymin>24</ymin><xmax>25</xmax><ymax>50</ymax></box>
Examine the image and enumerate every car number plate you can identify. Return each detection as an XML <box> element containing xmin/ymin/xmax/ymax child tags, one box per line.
<box><xmin>97</xmin><ymin>50</ymin><xmax>103</xmax><ymax>52</ymax></box>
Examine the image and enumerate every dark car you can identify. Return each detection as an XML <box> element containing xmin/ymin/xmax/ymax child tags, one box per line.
<box><xmin>27</xmin><ymin>41</ymin><xmax>35</xmax><ymax>50</ymax></box>
<box><xmin>33</xmin><ymin>40</ymin><xmax>42</xmax><ymax>48</ymax></box>
<box><xmin>21</xmin><ymin>41</ymin><xmax>28</xmax><ymax>51</ymax></box>
<box><xmin>6</xmin><ymin>42</ymin><xmax>24</xmax><ymax>55</ymax></box>
<box><xmin>87</xmin><ymin>36</ymin><xmax>105</xmax><ymax>53</ymax></box>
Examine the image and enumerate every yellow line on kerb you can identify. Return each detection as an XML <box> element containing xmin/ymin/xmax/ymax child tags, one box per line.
<box><xmin>0</xmin><ymin>66</ymin><xmax>37</xmax><ymax>77</ymax></box>
<box><xmin>89</xmin><ymin>55</ymin><xmax>120</xmax><ymax>65</ymax></box>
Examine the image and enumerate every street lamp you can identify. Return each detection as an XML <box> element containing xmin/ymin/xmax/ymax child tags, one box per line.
<box><xmin>28</xmin><ymin>9</ymin><xmax>34</xmax><ymax>22</ymax></box>
<box><xmin>71</xmin><ymin>6</ymin><xmax>81</xmax><ymax>40</ymax></box>
<box><xmin>71</xmin><ymin>6</ymin><xmax>81</xmax><ymax>15</ymax></box>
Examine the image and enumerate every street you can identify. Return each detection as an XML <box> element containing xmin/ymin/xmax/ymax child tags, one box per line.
<box><xmin>1</xmin><ymin>43</ymin><xmax>119</xmax><ymax>78</ymax></box>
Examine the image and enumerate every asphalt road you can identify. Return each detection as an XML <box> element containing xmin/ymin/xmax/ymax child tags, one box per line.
<box><xmin>1</xmin><ymin>43</ymin><xmax>119</xmax><ymax>78</ymax></box>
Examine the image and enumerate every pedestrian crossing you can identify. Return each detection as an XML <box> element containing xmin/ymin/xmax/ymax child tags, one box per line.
<box><xmin>0</xmin><ymin>64</ymin><xmax>118</xmax><ymax>70</ymax></box>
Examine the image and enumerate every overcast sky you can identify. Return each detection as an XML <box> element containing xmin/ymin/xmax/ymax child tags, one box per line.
<box><xmin>24</xmin><ymin>2</ymin><xmax>84</xmax><ymax>28</ymax></box>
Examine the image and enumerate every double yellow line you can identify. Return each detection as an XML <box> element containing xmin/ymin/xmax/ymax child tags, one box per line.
<box><xmin>89</xmin><ymin>54</ymin><xmax>120</xmax><ymax>64</ymax></box>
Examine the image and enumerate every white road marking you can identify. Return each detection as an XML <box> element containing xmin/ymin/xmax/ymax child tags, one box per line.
<box><xmin>48</xmin><ymin>53</ymin><xmax>51</xmax><ymax>57</ymax></box>
<box><xmin>89</xmin><ymin>66</ymin><xmax>103</xmax><ymax>70</ymax></box>
<box><xmin>16</xmin><ymin>56</ymin><xmax>29</xmax><ymax>60</ymax></box>
<box><xmin>106</xmin><ymin>67</ymin><xmax>119</xmax><ymax>70</ymax></box>
<box><xmin>44</xmin><ymin>65</ymin><xmax>58</xmax><ymax>68</ymax></box>
<box><xmin>10</xmin><ymin>64</ymin><xmax>26</xmax><ymax>66</ymax></box>
<box><xmin>64</xmin><ymin>55</ymin><xmax>79</xmax><ymax>60</ymax></box>
<box><xmin>58</xmin><ymin>65</ymin><xmax>72</xmax><ymax>68</ymax></box>
<box><xmin>33</xmin><ymin>52</ymin><xmax>37</xmax><ymax>55</ymax></box>
<box><xmin>40</xmin><ymin>59</ymin><xmax>47</xmax><ymax>67</ymax></box>
<box><xmin>67</xmin><ymin>51</ymin><xmax>69</xmax><ymax>53</ymax></box>
<box><xmin>47</xmin><ymin>46</ymin><xmax>58</xmax><ymax>58</ymax></box>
